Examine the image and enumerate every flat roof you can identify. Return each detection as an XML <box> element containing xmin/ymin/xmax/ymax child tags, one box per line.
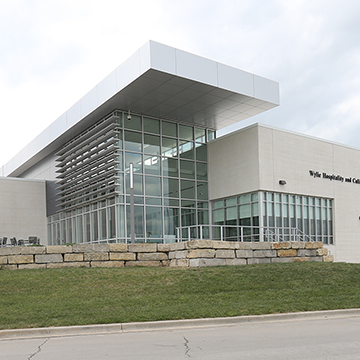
<box><xmin>2</xmin><ymin>40</ymin><xmax>279</xmax><ymax>177</ymax></box>
<box><xmin>219</xmin><ymin>122</ymin><xmax>360</xmax><ymax>153</ymax></box>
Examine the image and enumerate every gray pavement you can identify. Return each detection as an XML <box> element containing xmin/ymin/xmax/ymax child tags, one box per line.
<box><xmin>1</xmin><ymin>309</ymin><xmax>360</xmax><ymax>359</ymax></box>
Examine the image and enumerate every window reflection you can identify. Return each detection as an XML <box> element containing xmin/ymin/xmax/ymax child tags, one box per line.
<box><xmin>180</xmin><ymin>160</ymin><xmax>195</xmax><ymax>179</ymax></box>
<box><xmin>125</xmin><ymin>152</ymin><xmax>142</xmax><ymax>173</ymax></box>
<box><xmin>163</xmin><ymin>157</ymin><xmax>178</xmax><ymax>177</ymax></box>
<box><xmin>163</xmin><ymin>178</ymin><xmax>179</xmax><ymax>198</ymax></box>
<box><xmin>179</xmin><ymin>124</ymin><xmax>193</xmax><ymax>140</ymax></box>
<box><xmin>145</xmin><ymin>176</ymin><xmax>161</xmax><ymax>197</ymax></box>
<box><xmin>162</xmin><ymin>137</ymin><xmax>178</xmax><ymax>157</ymax></box>
<box><xmin>146</xmin><ymin>206</ymin><xmax>162</xmax><ymax>238</ymax></box>
<box><xmin>144</xmin><ymin>155</ymin><xmax>161</xmax><ymax>175</ymax></box>
<box><xmin>124</xmin><ymin>131</ymin><xmax>142</xmax><ymax>152</ymax></box>
<box><xmin>162</xmin><ymin>121</ymin><xmax>177</xmax><ymax>137</ymax></box>
<box><xmin>144</xmin><ymin>134</ymin><xmax>160</xmax><ymax>155</ymax></box>
<box><xmin>179</xmin><ymin>140</ymin><xmax>194</xmax><ymax>159</ymax></box>
<box><xmin>144</xmin><ymin>117</ymin><xmax>160</xmax><ymax>134</ymax></box>
<box><xmin>195</xmin><ymin>143</ymin><xmax>207</xmax><ymax>161</ymax></box>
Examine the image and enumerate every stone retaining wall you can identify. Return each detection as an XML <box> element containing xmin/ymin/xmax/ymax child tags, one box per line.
<box><xmin>0</xmin><ymin>240</ymin><xmax>333</xmax><ymax>270</ymax></box>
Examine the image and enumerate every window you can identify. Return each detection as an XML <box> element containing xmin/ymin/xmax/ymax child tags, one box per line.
<box><xmin>49</xmin><ymin>111</ymin><xmax>213</xmax><ymax>244</ymax></box>
<box><xmin>211</xmin><ymin>191</ymin><xmax>333</xmax><ymax>244</ymax></box>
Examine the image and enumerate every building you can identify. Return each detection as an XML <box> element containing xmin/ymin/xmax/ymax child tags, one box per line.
<box><xmin>208</xmin><ymin>123</ymin><xmax>360</xmax><ymax>263</ymax></box>
<box><xmin>1</xmin><ymin>41</ymin><xmax>359</xmax><ymax>262</ymax></box>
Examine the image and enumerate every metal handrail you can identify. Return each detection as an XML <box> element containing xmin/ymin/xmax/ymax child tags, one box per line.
<box><xmin>176</xmin><ymin>225</ymin><xmax>316</xmax><ymax>243</ymax></box>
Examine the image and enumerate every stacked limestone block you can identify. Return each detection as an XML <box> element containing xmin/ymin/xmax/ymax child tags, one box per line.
<box><xmin>0</xmin><ymin>243</ymin><xmax>172</xmax><ymax>270</ymax></box>
<box><xmin>0</xmin><ymin>240</ymin><xmax>333</xmax><ymax>270</ymax></box>
<box><xmin>168</xmin><ymin>240</ymin><xmax>334</xmax><ymax>267</ymax></box>
<box><xmin>0</xmin><ymin>246</ymin><xmax>47</xmax><ymax>270</ymax></box>
<box><xmin>272</xmin><ymin>242</ymin><xmax>334</xmax><ymax>263</ymax></box>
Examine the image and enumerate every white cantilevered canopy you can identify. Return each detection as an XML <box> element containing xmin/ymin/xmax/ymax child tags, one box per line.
<box><xmin>2</xmin><ymin>40</ymin><xmax>279</xmax><ymax>177</ymax></box>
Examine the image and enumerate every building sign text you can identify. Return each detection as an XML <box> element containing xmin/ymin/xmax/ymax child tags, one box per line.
<box><xmin>309</xmin><ymin>170</ymin><xmax>360</xmax><ymax>184</ymax></box>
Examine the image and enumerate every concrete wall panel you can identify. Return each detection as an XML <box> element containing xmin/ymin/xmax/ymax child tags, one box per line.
<box><xmin>208</xmin><ymin>125</ymin><xmax>260</xmax><ymax>200</ymax></box>
<box><xmin>0</xmin><ymin>177</ymin><xmax>47</xmax><ymax>244</ymax></box>
<box><xmin>258</xmin><ymin>126</ymin><xmax>360</xmax><ymax>263</ymax></box>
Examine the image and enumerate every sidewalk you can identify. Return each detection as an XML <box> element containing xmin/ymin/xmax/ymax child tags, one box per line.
<box><xmin>1</xmin><ymin>308</ymin><xmax>360</xmax><ymax>340</ymax></box>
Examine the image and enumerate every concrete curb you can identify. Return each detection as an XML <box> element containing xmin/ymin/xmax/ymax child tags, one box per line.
<box><xmin>1</xmin><ymin>308</ymin><xmax>360</xmax><ymax>340</ymax></box>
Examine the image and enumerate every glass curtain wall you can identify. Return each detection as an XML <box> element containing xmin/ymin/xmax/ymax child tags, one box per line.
<box><xmin>212</xmin><ymin>193</ymin><xmax>260</xmax><ymax>241</ymax></box>
<box><xmin>211</xmin><ymin>191</ymin><xmax>333</xmax><ymax>244</ymax></box>
<box><xmin>262</xmin><ymin>192</ymin><xmax>333</xmax><ymax>244</ymax></box>
<box><xmin>47</xmin><ymin>111</ymin><xmax>214</xmax><ymax>244</ymax></box>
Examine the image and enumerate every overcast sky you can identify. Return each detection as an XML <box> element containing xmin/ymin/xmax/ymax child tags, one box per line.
<box><xmin>1</xmin><ymin>0</ymin><xmax>360</xmax><ymax>167</ymax></box>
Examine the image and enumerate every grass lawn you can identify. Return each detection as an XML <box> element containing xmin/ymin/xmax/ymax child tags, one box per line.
<box><xmin>1</xmin><ymin>262</ymin><xmax>360</xmax><ymax>330</ymax></box>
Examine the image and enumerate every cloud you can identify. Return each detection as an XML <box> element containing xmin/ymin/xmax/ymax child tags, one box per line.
<box><xmin>1</xmin><ymin>0</ymin><xmax>360</xmax><ymax>167</ymax></box>
<box><xmin>218</xmin><ymin>0</ymin><xmax>360</xmax><ymax>144</ymax></box>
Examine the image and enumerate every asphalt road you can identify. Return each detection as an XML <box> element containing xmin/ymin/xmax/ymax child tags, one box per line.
<box><xmin>2</xmin><ymin>312</ymin><xmax>360</xmax><ymax>359</ymax></box>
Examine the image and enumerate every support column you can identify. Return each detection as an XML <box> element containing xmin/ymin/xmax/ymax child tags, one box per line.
<box><xmin>129</xmin><ymin>163</ymin><xmax>135</xmax><ymax>244</ymax></box>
